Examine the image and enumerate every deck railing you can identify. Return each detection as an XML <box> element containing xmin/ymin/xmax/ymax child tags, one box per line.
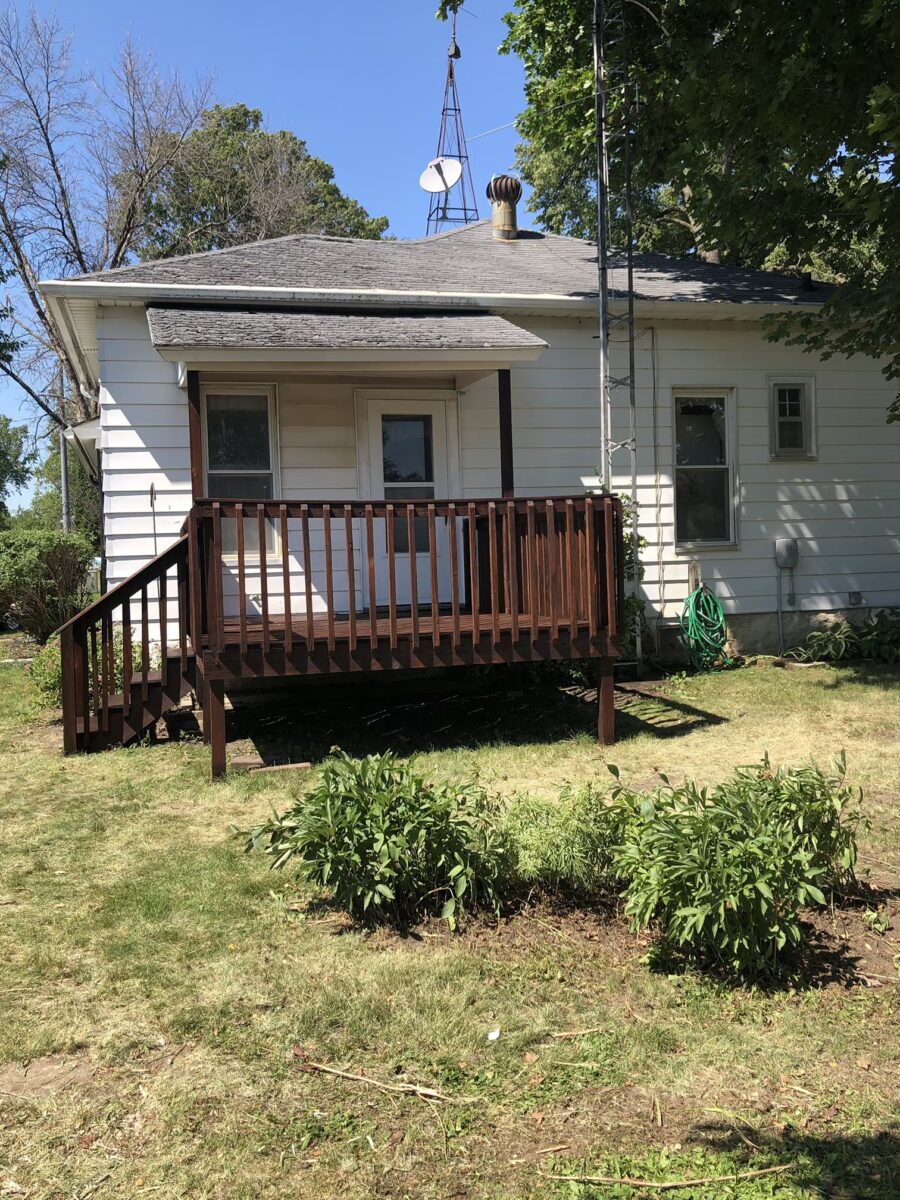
<box><xmin>188</xmin><ymin>495</ymin><xmax>624</xmax><ymax>657</ymax></box>
<box><xmin>59</xmin><ymin>535</ymin><xmax>192</xmax><ymax>752</ymax></box>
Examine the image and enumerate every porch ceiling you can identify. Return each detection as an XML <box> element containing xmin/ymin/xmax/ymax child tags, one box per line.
<box><xmin>146</xmin><ymin>306</ymin><xmax>547</xmax><ymax>365</ymax></box>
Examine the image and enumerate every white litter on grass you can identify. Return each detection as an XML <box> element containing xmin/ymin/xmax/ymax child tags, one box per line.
<box><xmin>487</xmin><ymin>1028</ymin><xmax>501</xmax><ymax>1042</ymax></box>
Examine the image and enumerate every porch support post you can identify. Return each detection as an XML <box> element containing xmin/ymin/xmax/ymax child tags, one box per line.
<box><xmin>598</xmin><ymin>656</ymin><xmax>616</xmax><ymax>745</ymax></box>
<box><xmin>498</xmin><ymin>368</ymin><xmax>514</xmax><ymax>499</ymax></box>
<box><xmin>207</xmin><ymin>678</ymin><xmax>226</xmax><ymax>779</ymax></box>
<box><xmin>187</xmin><ymin>369</ymin><xmax>203</xmax><ymax>500</ymax></box>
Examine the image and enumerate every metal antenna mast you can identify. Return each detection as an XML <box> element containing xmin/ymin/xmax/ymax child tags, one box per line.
<box><xmin>593</xmin><ymin>0</ymin><xmax>642</xmax><ymax>665</ymax></box>
<box><xmin>425</xmin><ymin>13</ymin><xmax>480</xmax><ymax>235</ymax></box>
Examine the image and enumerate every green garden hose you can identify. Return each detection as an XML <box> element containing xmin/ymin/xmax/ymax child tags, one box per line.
<box><xmin>679</xmin><ymin>585</ymin><xmax>733</xmax><ymax>671</ymax></box>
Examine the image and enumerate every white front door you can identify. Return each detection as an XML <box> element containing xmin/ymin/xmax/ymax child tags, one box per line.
<box><xmin>365</xmin><ymin>399</ymin><xmax>453</xmax><ymax>609</ymax></box>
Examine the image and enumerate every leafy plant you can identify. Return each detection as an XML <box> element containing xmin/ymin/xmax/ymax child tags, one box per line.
<box><xmin>0</xmin><ymin>529</ymin><xmax>93</xmax><ymax>642</ymax></box>
<box><xmin>30</xmin><ymin>628</ymin><xmax>143</xmax><ymax>709</ymax></box>
<box><xmin>503</xmin><ymin>784</ymin><xmax>615</xmax><ymax>895</ymax></box>
<box><xmin>606</xmin><ymin>754</ymin><xmax>865</xmax><ymax>978</ymax></box>
<box><xmin>862</xmin><ymin>908</ymin><xmax>890</xmax><ymax>936</ymax></box>
<box><xmin>242</xmin><ymin>751</ymin><xmax>510</xmax><ymax>929</ymax></box>
<box><xmin>790</xmin><ymin>609</ymin><xmax>900</xmax><ymax>664</ymax></box>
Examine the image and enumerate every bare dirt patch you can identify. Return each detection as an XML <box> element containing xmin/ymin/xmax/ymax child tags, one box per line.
<box><xmin>0</xmin><ymin>1054</ymin><xmax>97</xmax><ymax>1099</ymax></box>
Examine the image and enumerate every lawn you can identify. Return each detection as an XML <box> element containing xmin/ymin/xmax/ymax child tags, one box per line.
<box><xmin>0</xmin><ymin>661</ymin><xmax>898</xmax><ymax>1199</ymax></box>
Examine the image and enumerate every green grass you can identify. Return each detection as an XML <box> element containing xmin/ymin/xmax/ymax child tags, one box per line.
<box><xmin>0</xmin><ymin>662</ymin><xmax>898</xmax><ymax>1198</ymax></box>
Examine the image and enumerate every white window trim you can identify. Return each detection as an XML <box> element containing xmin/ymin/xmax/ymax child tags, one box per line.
<box><xmin>200</xmin><ymin>382</ymin><xmax>281</xmax><ymax>561</ymax></box>
<box><xmin>673</xmin><ymin>387</ymin><xmax>740</xmax><ymax>552</ymax></box>
<box><xmin>768</xmin><ymin>374</ymin><xmax>817</xmax><ymax>460</ymax></box>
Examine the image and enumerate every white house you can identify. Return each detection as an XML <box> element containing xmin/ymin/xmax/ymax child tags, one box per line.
<box><xmin>46</xmin><ymin>187</ymin><xmax>900</xmax><ymax>774</ymax></box>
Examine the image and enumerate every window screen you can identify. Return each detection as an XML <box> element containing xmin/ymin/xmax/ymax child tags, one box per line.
<box><xmin>674</xmin><ymin>394</ymin><xmax>733</xmax><ymax>543</ymax></box>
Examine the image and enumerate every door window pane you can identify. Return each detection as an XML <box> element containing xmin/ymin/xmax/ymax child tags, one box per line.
<box><xmin>675</xmin><ymin>396</ymin><xmax>726</xmax><ymax>466</ymax></box>
<box><xmin>207</xmin><ymin>394</ymin><xmax>271</xmax><ymax>471</ymax></box>
<box><xmin>385</xmin><ymin>484</ymin><xmax>434</xmax><ymax>554</ymax></box>
<box><xmin>382</xmin><ymin>417</ymin><xmax>433</xmax><ymax>483</ymax></box>
<box><xmin>676</xmin><ymin>469</ymin><xmax>730</xmax><ymax>542</ymax></box>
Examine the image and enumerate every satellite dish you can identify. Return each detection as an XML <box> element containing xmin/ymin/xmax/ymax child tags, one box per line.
<box><xmin>419</xmin><ymin>156</ymin><xmax>463</xmax><ymax>194</ymax></box>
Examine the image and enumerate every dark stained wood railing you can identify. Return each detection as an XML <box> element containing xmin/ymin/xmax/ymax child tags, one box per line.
<box><xmin>59</xmin><ymin>535</ymin><xmax>193</xmax><ymax>753</ymax></box>
<box><xmin>188</xmin><ymin>495</ymin><xmax>624</xmax><ymax>663</ymax></box>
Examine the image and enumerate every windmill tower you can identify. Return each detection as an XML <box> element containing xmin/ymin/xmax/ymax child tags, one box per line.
<box><xmin>424</xmin><ymin>13</ymin><xmax>479</xmax><ymax>235</ymax></box>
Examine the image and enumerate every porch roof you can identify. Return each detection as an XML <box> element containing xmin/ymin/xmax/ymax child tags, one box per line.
<box><xmin>146</xmin><ymin>305</ymin><xmax>548</xmax><ymax>359</ymax></box>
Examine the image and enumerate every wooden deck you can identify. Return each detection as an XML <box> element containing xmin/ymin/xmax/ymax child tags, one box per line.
<box><xmin>60</xmin><ymin>494</ymin><xmax>625</xmax><ymax>778</ymax></box>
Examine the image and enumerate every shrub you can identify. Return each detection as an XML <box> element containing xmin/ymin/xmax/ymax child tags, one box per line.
<box><xmin>607</xmin><ymin>754</ymin><xmax>865</xmax><ymax>978</ymax></box>
<box><xmin>790</xmin><ymin>609</ymin><xmax>900</xmax><ymax>664</ymax></box>
<box><xmin>242</xmin><ymin>751</ymin><xmax>510</xmax><ymax>929</ymax></box>
<box><xmin>503</xmin><ymin>784</ymin><xmax>615</xmax><ymax>895</ymax></box>
<box><xmin>30</xmin><ymin>629</ymin><xmax>143</xmax><ymax>709</ymax></box>
<box><xmin>0</xmin><ymin>529</ymin><xmax>93</xmax><ymax>642</ymax></box>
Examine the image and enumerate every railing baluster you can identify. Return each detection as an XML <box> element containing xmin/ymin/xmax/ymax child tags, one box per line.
<box><xmin>280</xmin><ymin>504</ymin><xmax>293</xmax><ymax>655</ymax></box>
<box><xmin>505</xmin><ymin>501</ymin><xmax>519</xmax><ymax>642</ymax></box>
<box><xmin>211</xmin><ymin>502</ymin><xmax>224</xmax><ymax>655</ymax></box>
<box><xmin>101</xmin><ymin>614</ymin><xmax>112</xmax><ymax>733</ymax></box>
<box><xmin>613</xmin><ymin>498</ymin><xmax>625</xmax><ymax>639</ymax></box>
<box><xmin>76</xmin><ymin>624</ymin><xmax>90</xmax><ymax>748</ymax></box>
<box><xmin>365</xmin><ymin>504</ymin><xmax>378</xmax><ymax>651</ymax></box>
<box><xmin>344</xmin><ymin>504</ymin><xmax>357</xmax><ymax>651</ymax></box>
<box><xmin>89</xmin><ymin>622</ymin><xmax>100</xmax><ymax>728</ymax></box>
<box><xmin>258</xmin><ymin>504</ymin><xmax>270</xmax><ymax>654</ymax></box>
<box><xmin>526</xmin><ymin>501</ymin><xmax>538</xmax><ymax>644</ymax></box>
<box><xmin>178</xmin><ymin>548</ymin><xmax>189</xmax><ymax>673</ymax></box>
<box><xmin>60</xmin><ymin>625</ymin><xmax>77</xmax><ymax>753</ymax></box>
<box><xmin>585</xmin><ymin>497</ymin><xmax>599</xmax><ymax>637</ymax></box>
<box><xmin>546</xmin><ymin>500</ymin><xmax>559</xmax><ymax>642</ymax></box>
<box><xmin>386</xmin><ymin>503</ymin><xmax>398</xmax><ymax>651</ymax></box>
<box><xmin>121</xmin><ymin>597</ymin><xmax>133</xmax><ymax>708</ymax></box>
<box><xmin>301</xmin><ymin>503</ymin><xmax>314</xmax><ymax>651</ymax></box>
<box><xmin>323</xmin><ymin>504</ymin><xmax>336</xmax><ymax>651</ymax></box>
<box><xmin>428</xmin><ymin>503</ymin><xmax>439</xmax><ymax>646</ymax></box>
<box><xmin>448</xmin><ymin>502</ymin><xmax>460</xmax><ymax>649</ymax></box>
<box><xmin>236</xmin><ymin>502</ymin><xmax>248</xmax><ymax>655</ymax></box>
<box><xmin>488</xmin><ymin>501</ymin><xmax>500</xmax><ymax>644</ymax></box>
<box><xmin>158</xmin><ymin>569</ymin><xmax>168</xmax><ymax>670</ymax></box>
<box><xmin>407</xmin><ymin>505</ymin><xmax>419</xmax><ymax>648</ymax></box>
<box><xmin>467</xmin><ymin>502</ymin><xmax>479</xmax><ymax>643</ymax></box>
<box><xmin>566</xmin><ymin>499</ymin><xmax>578</xmax><ymax>636</ymax></box>
<box><xmin>140</xmin><ymin>585</ymin><xmax>150</xmax><ymax>701</ymax></box>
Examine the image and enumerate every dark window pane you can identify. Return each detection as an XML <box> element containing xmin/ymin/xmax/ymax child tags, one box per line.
<box><xmin>382</xmin><ymin>417</ymin><xmax>433</xmax><ymax>483</ymax></box>
<box><xmin>206</xmin><ymin>395</ymin><xmax>271</xmax><ymax>471</ymax></box>
<box><xmin>675</xmin><ymin>396</ymin><xmax>726</xmax><ymax>466</ymax></box>
<box><xmin>676</xmin><ymin>468</ymin><xmax>730</xmax><ymax>542</ymax></box>
<box><xmin>206</xmin><ymin>473</ymin><xmax>273</xmax><ymax>500</ymax></box>
<box><xmin>777</xmin><ymin>387</ymin><xmax>804</xmax><ymax>419</ymax></box>
<box><xmin>385</xmin><ymin>483</ymin><xmax>434</xmax><ymax>553</ymax></box>
<box><xmin>777</xmin><ymin>419</ymin><xmax>805</xmax><ymax>450</ymax></box>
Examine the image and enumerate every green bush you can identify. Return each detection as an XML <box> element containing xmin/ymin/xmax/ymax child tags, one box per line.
<box><xmin>243</xmin><ymin>751</ymin><xmax>510</xmax><ymax>929</ymax></box>
<box><xmin>790</xmin><ymin>609</ymin><xmax>900</xmax><ymax>664</ymax></box>
<box><xmin>0</xmin><ymin>529</ymin><xmax>93</xmax><ymax>642</ymax></box>
<box><xmin>607</xmin><ymin>754</ymin><xmax>865</xmax><ymax>977</ymax></box>
<box><xmin>503</xmin><ymin>784</ymin><xmax>615</xmax><ymax>894</ymax></box>
<box><xmin>30</xmin><ymin>629</ymin><xmax>143</xmax><ymax>708</ymax></box>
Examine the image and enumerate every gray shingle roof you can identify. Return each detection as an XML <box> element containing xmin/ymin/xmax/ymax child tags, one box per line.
<box><xmin>146</xmin><ymin>306</ymin><xmax>548</xmax><ymax>351</ymax></box>
<box><xmin>76</xmin><ymin>221</ymin><xmax>828</xmax><ymax>307</ymax></box>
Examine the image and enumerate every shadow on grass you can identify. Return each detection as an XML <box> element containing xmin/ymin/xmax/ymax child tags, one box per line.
<box><xmin>820</xmin><ymin>662</ymin><xmax>900</xmax><ymax>691</ymax></box>
<box><xmin>218</xmin><ymin>668</ymin><xmax>727</xmax><ymax>766</ymax></box>
<box><xmin>688</xmin><ymin>1123</ymin><xmax>899</xmax><ymax>1200</ymax></box>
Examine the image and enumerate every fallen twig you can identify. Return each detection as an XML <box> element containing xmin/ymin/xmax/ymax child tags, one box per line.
<box><xmin>74</xmin><ymin>1173</ymin><xmax>112</xmax><ymax>1200</ymax></box>
<box><xmin>549</xmin><ymin>1025</ymin><xmax>605</xmax><ymax>1040</ymax></box>
<box><xmin>292</xmin><ymin>1050</ymin><xmax>471</xmax><ymax>1103</ymax></box>
<box><xmin>540</xmin><ymin>1163</ymin><xmax>794</xmax><ymax>1190</ymax></box>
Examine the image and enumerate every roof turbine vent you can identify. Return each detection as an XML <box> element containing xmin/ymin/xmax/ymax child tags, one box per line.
<box><xmin>486</xmin><ymin>174</ymin><xmax>523</xmax><ymax>241</ymax></box>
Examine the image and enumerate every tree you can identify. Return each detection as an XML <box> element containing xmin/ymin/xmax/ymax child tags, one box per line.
<box><xmin>480</xmin><ymin>0</ymin><xmax>898</xmax><ymax>415</ymax></box>
<box><xmin>0</xmin><ymin>6</ymin><xmax>210</xmax><ymax>425</ymax></box>
<box><xmin>132</xmin><ymin>105</ymin><xmax>389</xmax><ymax>260</ymax></box>
<box><xmin>0</xmin><ymin>413</ymin><xmax>33</xmax><ymax>526</ymax></box>
<box><xmin>12</xmin><ymin>439</ymin><xmax>100</xmax><ymax>548</ymax></box>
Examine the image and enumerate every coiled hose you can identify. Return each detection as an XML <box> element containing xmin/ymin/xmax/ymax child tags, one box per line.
<box><xmin>679</xmin><ymin>585</ymin><xmax>732</xmax><ymax>671</ymax></box>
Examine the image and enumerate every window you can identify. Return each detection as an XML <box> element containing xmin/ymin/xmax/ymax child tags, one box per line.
<box><xmin>674</xmin><ymin>391</ymin><xmax>735</xmax><ymax>545</ymax></box>
<box><xmin>202</xmin><ymin>386</ymin><xmax>278</xmax><ymax>553</ymax></box>
<box><xmin>381</xmin><ymin>415</ymin><xmax>435</xmax><ymax>553</ymax></box>
<box><xmin>770</xmin><ymin>378</ymin><xmax>815</xmax><ymax>458</ymax></box>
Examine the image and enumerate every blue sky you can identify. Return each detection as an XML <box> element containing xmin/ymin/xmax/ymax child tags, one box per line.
<box><xmin>2</xmin><ymin>0</ymin><xmax>528</xmax><ymax>505</ymax></box>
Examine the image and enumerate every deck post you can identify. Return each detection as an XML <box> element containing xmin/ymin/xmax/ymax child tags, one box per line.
<box><xmin>208</xmin><ymin>678</ymin><xmax>226</xmax><ymax>779</ymax></box>
<box><xmin>597</xmin><ymin>656</ymin><xmax>615</xmax><ymax>744</ymax></box>
<box><xmin>187</xmin><ymin>370</ymin><xmax>204</xmax><ymax>500</ymax></box>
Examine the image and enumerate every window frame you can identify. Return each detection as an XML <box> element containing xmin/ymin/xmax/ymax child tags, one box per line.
<box><xmin>200</xmin><ymin>382</ymin><xmax>281</xmax><ymax>559</ymax></box>
<box><xmin>768</xmin><ymin>375</ymin><xmax>817</xmax><ymax>460</ymax></box>
<box><xmin>673</xmin><ymin>387</ymin><xmax>739</xmax><ymax>552</ymax></box>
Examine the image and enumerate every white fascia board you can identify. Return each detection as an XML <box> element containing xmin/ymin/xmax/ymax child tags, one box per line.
<box><xmin>46</xmin><ymin>294</ymin><xmax>99</xmax><ymax>392</ymax></box>
<box><xmin>154</xmin><ymin>346</ymin><xmax>546</xmax><ymax>367</ymax></box>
